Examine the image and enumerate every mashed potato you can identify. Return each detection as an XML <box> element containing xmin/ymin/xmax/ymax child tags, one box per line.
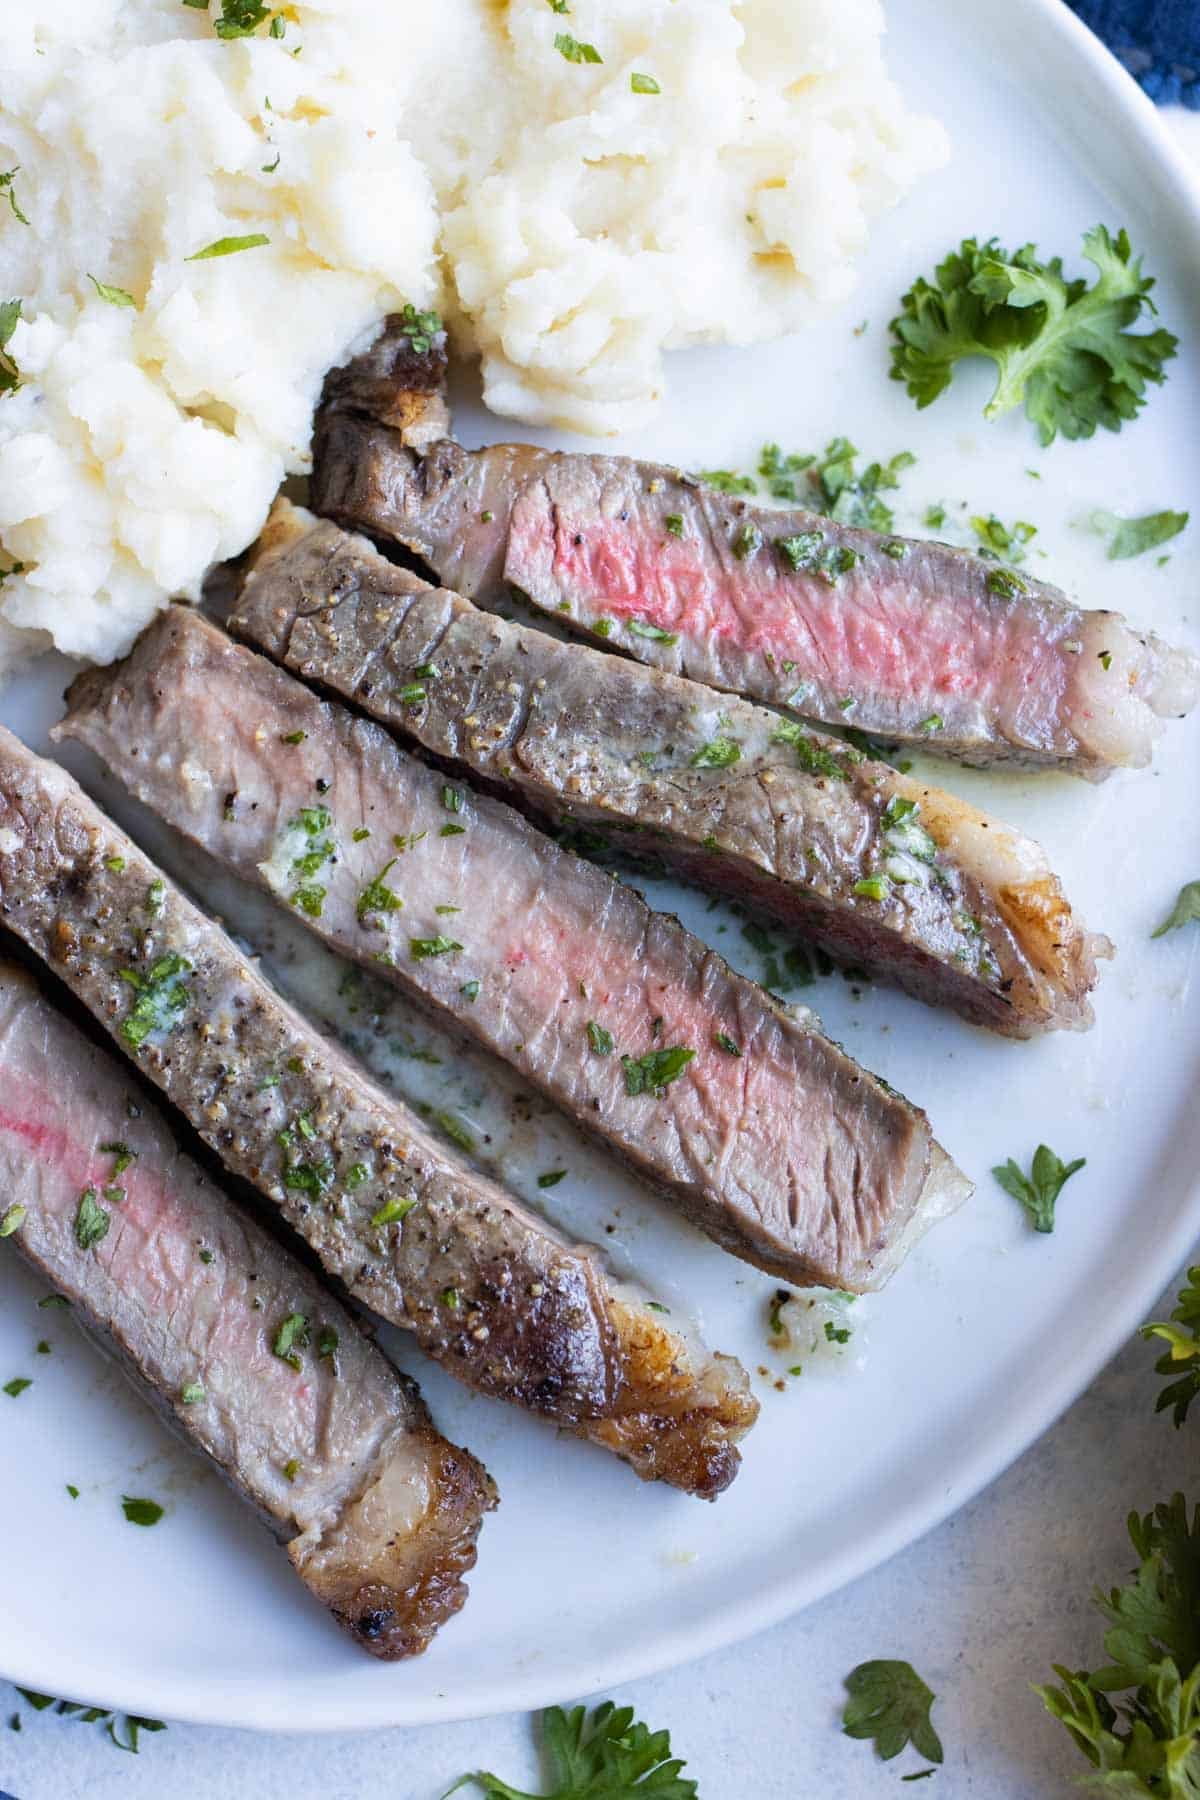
<box><xmin>0</xmin><ymin>0</ymin><xmax>945</xmax><ymax>678</ymax></box>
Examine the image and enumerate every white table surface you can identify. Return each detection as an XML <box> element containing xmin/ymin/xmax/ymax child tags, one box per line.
<box><xmin>3</xmin><ymin>87</ymin><xmax>1198</xmax><ymax>1800</ymax></box>
<box><xmin>2</xmin><ymin>1262</ymin><xmax>1196</xmax><ymax>1800</ymax></box>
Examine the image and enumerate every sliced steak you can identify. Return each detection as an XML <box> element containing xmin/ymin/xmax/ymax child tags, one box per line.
<box><xmin>0</xmin><ymin>957</ymin><xmax>493</xmax><ymax>1659</ymax></box>
<box><xmin>0</xmin><ymin>728</ymin><xmax>756</xmax><ymax>1498</ymax></box>
<box><xmin>58</xmin><ymin>610</ymin><xmax>971</xmax><ymax>1292</ymax></box>
<box><xmin>230</xmin><ymin>501</ymin><xmax>1110</xmax><ymax>1037</ymax></box>
<box><xmin>312</xmin><ymin>415</ymin><xmax>1200</xmax><ymax>779</ymax></box>
<box><xmin>320</xmin><ymin>312</ymin><xmax>451</xmax><ymax>450</ymax></box>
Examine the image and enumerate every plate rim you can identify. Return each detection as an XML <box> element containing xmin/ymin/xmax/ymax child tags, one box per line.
<box><xmin>3</xmin><ymin>0</ymin><xmax>1200</xmax><ymax>1734</ymax></box>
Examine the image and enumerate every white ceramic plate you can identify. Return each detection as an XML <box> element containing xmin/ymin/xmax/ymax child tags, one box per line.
<box><xmin>2</xmin><ymin>0</ymin><xmax>1199</xmax><ymax>1733</ymax></box>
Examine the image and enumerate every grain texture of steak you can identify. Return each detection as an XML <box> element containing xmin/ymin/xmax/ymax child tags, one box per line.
<box><xmin>0</xmin><ymin>958</ymin><xmax>493</xmax><ymax>1658</ymax></box>
<box><xmin>0</xmin><ymin>729</ymin><xmax>756</xmax><ymax>1497</ymax></box>
<box><xmin>230</xmin><ymin>502</ymin><xmax>1110</xmax><ymax>1038</ymax></box>
<box><xmin>320</xmin><ymin>313</ymin><xmax>451</xmax><ymax>450</ymax></box>
<box><xmin>311</xmin><ymin>415</ymin><xmax>1200</xmax><ymax>779</ymax></box>
<box><xmin>59</xmin><ymin>610</ymin><xmax>970</xmax><ymax>1292</ymax></box>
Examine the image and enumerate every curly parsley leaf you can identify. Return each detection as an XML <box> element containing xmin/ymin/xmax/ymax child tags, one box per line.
<box><xmin>445</xmin><ymin>1700</ymin><xmax>697</xmax><ymax>1798</ymax></box>
<box><xmin>991</xmin><ymin>1143</ymin><xmax>1085</xmax><ymax>1234</ymax></box>
<box><xmin>1152</xmin><ymin>881</ymin><xmax>1200</xmax><ymax>939</ymax></box>
<box><xmin>890</xmin><ymin>226</ymin><xmax>1177</xmax><ymax>444</ymax></box>
<box><xmin>1143</xmin><ymin>1268</ymin><xmax>1200</xmax><ymax>1427</ymax></box>
<box><xmin>1037</xmin><ymin>1495</ymin><xmax>1200</xmax><ymax>1793</ymax></box>
<box><xmin>842</xmin><ymin>1660</ymin><xmax>944</xmax><ymax>1766</ymax></box>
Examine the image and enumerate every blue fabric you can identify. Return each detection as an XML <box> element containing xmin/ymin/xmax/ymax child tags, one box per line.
<box><xmin>1068</xmin><ymin>0</ymin><xmax>1200</xmax><ymax>108</ymax></box>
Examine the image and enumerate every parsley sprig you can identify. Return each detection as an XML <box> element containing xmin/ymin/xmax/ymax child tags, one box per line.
<box><xmin>842</xmin><ymin>1659</ymin><xmax>944</xmax><ymax>1769</ymax></box>
<box><xmin>445</xmin><ymin>1700</ymin><xmax>697</xmax><ymax>1799</ymax></box>
<box><xmin>1143</xmin><ymin>1268</ymin><xmax>1200</xmax><ymax>1427</ymax></box>
<box><xmin>1038</xmin><ymin>1495</ymin><xmax>1200</xmax><ymax>1793</ymax></box>
<box><xmin>11</xmin><ymin>1688</ymin><xmax>166</xmax><ymax>1755</ymax></box>
<box><xmin>890</xmin><ymin>226</ymin><xmax>1177</xmax><ymax>443</ymax></box>
<box><xmin>991</xmin><ymin>1143</ymin><xmax>1085</xmax><ymax>1234</ymax></box>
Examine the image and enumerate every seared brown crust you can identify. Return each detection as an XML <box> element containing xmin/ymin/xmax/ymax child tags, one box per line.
<box><xmin>292</xmin><ymin>1432</ymin><xmax>495</xmax><ymax>1658</ymax></box>
<box><xmin>319</xmin><ymin>314</ymin><xmax>451</xmax><ymax>450</ymax></box>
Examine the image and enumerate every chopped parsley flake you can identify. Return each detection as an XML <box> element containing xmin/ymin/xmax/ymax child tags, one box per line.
<box><xmin>0</xmin><ymin>1204</ymin><xmax>27</xmax><ymax>1238</ymax></box>
<box><xmin>586</xmin><ymin>1020</ymin><xmax>614</xmax><ymax>1056</ymax></box>
<box><xmin>699</xmin><ymin>469</ymin><xmax>756</xmax><ymax>495</ymax></box>
<box><xmin>628</xmin><ymin>618</ymin><xmax>678</xmax><ymax>645</ymax></box>
<box><xmin>0</xmin><ymin>170</ymin><xmax>30</xmax><ymax>227</ymax></box>
<box><xmin>3</xmin><ymin>1377</ymin><xmax>31</xmax><ymax>1399</ymax></box>
<box><xmin>631</xmin><ymin>72</ymin><xmax>661</xmax><ymax>94</ymax></box>
<box><xmin>853</xmin><ymin>876</ymin><xmax>890</xmax><ymax>900</ymax></box>
<box><xmin>0</xmin><ymin>298</ymin><xmax>22</xmax><ymax>398</ymax></box>
<box><xmin>371</xmin><ymin>1197</ymin><xmax>416</xmax><ymax>1229</ymax></box>
<box><xmin>272</xmin><ymin>1313</ymin><xmax>309</xmax><ymax>1371</ymax></box>
<box><xmin>118</xmin><ymin>953</ymin><xmax>193</xmax><ymax>1050</ymax></box>
<box><xmin>690</xmin><ymin>737</ymin><xmax>741</xmax><ymax>769</ymax></box>
<box><xmin>433</xmin><ymin>1110</ymin><xmax>475</xmax><ymax>1154</ymax></box>
<box><xmin>713</xmin><ymin>1032</ymin><xmax>742</xmax><ymax>1056</ymax></box>
<box><xmin>410</xmin><ymin>935</ymin><xmax>462</xmax><ymax>958</ymax></box>
<box><xmin>621</xmin><ymin>1045</ymin><xmax>695</xmax><ymax>1097</ymax></box>
<box><xmin>186</xmin><ymin>232</ymin><xmax>271</xmax><ymax>260</ymax></box>
<box><xmin>664</xmin><ymin>513</ymin><xmax>685</xmax><ymax>538</ymax></box>
<box><xmin>399</xmin><ymin>302</ymin><xmax>443</xmax><ymax>354</ymax></box>
<box><xmin>74</xmin><ymin>1189</ymin><xmax>111</xmax><ymax>1252</ymax></box>
<box><xmin>180</xmin><ymin>1383</ymin><xmax>205</xmax><ymax>1406</ymax></box>
<box><xmin>537</xmin><ymin>1170</ymin><xmax>568</xmax><ymax>1189</ymax></box>
<box><xmin>1152</xmin><ymin>880</ymin><xmax>1200</xmax><ymax>938</ymax></box>
<box><xmin>121</xmin><ymin>1496</ymin><xmax>164</xmax><ymax>1527</ymax></box>
<box><xmin>555</xmin><ymin>32</ymin><xmax>602</xmax><ymax>63</ymax></box>
<box><xmin>357</xmin><ymin>859</ymin><xmax>404</xmax><ymax>923</ymax></box>
<box><xmin>1091</xmin><ymin>507</ymin><xmax>1189</xmax><ymax>560</ymax></box>
<box><xmin>771</xmin><ymin>719</ymin><xmax>855</xmax><ymax>781</ymax></box>
<box><xmin>87</xmin><ymin>275</ymin><xmax>135</xmax><ymax>309</ymax></box>
<box><xmin>777</xmin><ymin>532</ymin><xmax>863</xmax><ymax>585</ymax></box>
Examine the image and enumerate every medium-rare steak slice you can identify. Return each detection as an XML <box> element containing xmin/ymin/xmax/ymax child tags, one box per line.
<box><xmin>0</xmin><ymin>729</ymin><xmax>756</xmax><ymax>1498</ymax></box>
<box><xmin>311</xmin><ymin>415</ymin><xmax>1199</xmax><ymax>780</ymax></box>
<box><xmin>0</xmin><ymin>958</ymin><xmax>493</xmax><ymax>1659</ymax></box>
<box><xmin>230</xmin><ymin>501</ymin><xmax>1110</xmax><ymax>1038</ymax></box>
<box><xmin>58</xmin><ymin>610</ymin><xmax>971</xmax><ymax>1293</ymax></box>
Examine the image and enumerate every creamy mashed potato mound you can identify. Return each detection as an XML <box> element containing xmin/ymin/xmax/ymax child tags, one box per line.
<box><xmin>0</xmin><ymin>0</ymin><xmax>945</xmax><ymax>677</ymax></box>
